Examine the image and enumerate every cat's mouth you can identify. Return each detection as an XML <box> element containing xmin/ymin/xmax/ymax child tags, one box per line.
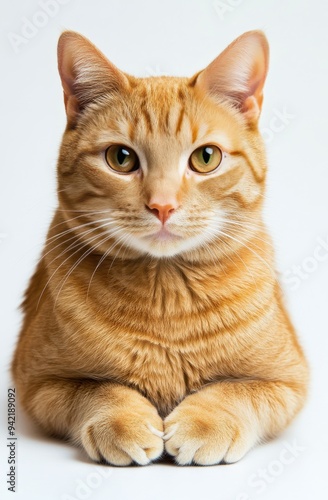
<box><xmin>144</xmin><ymin>227</ymin><xmax>183</xmax><ymax>243</ymax></box>
<box><xmin>128</xmin><ymin>225</ymin><xmax>209</xmax><ymax>258</ymax></box>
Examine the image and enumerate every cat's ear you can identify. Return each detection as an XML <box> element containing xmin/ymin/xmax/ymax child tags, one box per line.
<box><xmin>57</xmin><ymin>31</ymin><xmax>128</xmax><ymax>126</ymax></box>
<box><xmin>195</xmin><ymin>31</ymin><xmax>269</xmax><ymax>125</ymax></box>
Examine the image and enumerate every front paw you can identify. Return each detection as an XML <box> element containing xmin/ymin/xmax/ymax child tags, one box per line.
<box><xmin>80</xmin><ymin>395</ymin><xmax>164</xmax><ymax>466</ymax></box>
<box><xmin>164</xmin><ymin>396</ymin><xmax>258</xmax><ymax>465</ymax></box>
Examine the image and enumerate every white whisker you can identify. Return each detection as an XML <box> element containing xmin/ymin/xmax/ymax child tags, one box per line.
<box><xmin>215</xmin><ymin>229</ymin><xmax>276</xmax><ymax>278</ymax></box>
<box><xmin>203</xmin><ymin>226</ymin><xmax>258</xmax><ymax>289</ymax></box>
<box><xmin>45</xmin><ymin>217</ymin><xmax>115</xmax><ymax>245</ymax></box>
<box><xmin>51</xmin><ymin>210</ymin><xmax>112</xmax><ymax>230</ymax></box>
<box><xmin>53</xmin><ymin>228</ymin><xmax>126</xmax><ymax>308</ymax></box>
<box><xmin>36</xmin><ymin>224</ymin><xmax>121</xmax><ymax>310</ymax></box>
<box><xmin>42</xmin><ymin>219</ymin><xmax>117</xmax><ymax>262</ymax></box>
<box><xmin>86</xmin><ymin>229</ymin><xmax>128</xmax><ymax>297</ymax></box>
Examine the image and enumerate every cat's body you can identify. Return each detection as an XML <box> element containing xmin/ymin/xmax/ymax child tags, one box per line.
<box><xmin>12</xmin><ymin>31</ymin><xmax>308</xmax><ymax>466</ymax></box>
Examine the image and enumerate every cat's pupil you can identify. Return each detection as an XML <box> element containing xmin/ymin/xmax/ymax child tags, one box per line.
<box><xmin>203</xmin><ymin>147</ymin><xmax>213</xmax><ymax>164</ymax></box>
<box><xmin>117</xmin><ymin>148</ymin><xmax>129</xmax><ymax>165</ymax></box>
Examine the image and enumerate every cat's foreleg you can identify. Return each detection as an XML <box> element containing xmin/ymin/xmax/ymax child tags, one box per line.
<box><xmin>164</xmin><ymin>377</ymin><xmax>308</xmax><ymax>465</ymax></box>
<box><xmin>21</xmin><ymin>378</ymin><xmax>164</xmax><ymax>465</ymax></box>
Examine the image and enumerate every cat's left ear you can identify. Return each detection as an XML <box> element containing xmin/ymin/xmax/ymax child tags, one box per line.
<box><xmin>57</xmin><ymin>31</ymin><xmax>128</xmax><ymax>127</ymax></box>
<box><xmin>195</xmin><ymin>30</ymin><xmax>269</xmax><ymax>125</ymax></box>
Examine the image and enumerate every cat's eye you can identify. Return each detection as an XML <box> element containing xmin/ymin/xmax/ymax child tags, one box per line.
<box><xmin>189</xmin><ymin>145</ymin><xmax>223</xmax><ymax>174</ymax></box>
<box><xmin>105</xmin><ymin>145</ymin><xmax>139</xmax><ymax>174</ymax></box>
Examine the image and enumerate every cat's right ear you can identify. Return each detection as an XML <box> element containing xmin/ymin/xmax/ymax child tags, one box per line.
<box><xmin>57</xmin><ymin>31</ymin><xmax>128</xmax><ymax>127</ymax></box>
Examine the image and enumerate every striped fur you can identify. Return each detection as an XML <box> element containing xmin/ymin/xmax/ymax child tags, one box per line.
<box><xmin>12</xmin><ymin>31</ymin><xmax>308</xmax><ymax>466</ymax></box>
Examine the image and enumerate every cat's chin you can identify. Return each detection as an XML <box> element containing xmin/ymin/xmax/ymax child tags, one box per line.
<box><xmin>127</xmin><ymin>229</ymin><xmax>210</xmax><ymax>259</ymax></box>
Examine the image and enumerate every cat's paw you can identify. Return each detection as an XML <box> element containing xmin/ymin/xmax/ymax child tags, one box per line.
<box><xmin>80</xmin><ymin>397</ymin><xmax>164</xmax><ymax>466</ymax></box>
<box><xmin>164</xmin><ymin>398</ymin><xmax>257</xmax><ymax>465</ymax></box>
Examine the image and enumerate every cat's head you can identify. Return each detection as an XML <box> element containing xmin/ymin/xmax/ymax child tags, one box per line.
<box><xmin>56</xmin><ymin>30</ymin><xmax>269</xmax><ymax>261</ymax></box>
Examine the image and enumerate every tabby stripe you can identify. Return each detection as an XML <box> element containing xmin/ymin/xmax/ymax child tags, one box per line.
<box><xmin>175</xmin><ymin>107</ymin><xmax>185</xmax><ymax>135</ymax></box>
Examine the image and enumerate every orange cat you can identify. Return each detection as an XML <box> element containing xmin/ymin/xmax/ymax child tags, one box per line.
<box><xmin>12</xmin><ymin>30</ymin><xmax>308</xmax><ymax>466</ymax></box>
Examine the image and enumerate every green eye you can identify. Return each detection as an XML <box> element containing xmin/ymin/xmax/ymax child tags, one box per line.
<box><xmin>189</xmin><ymin>145</ymin><xmax>223</xmax><ymax>174</ymax></box>
<box><xmin>105</xmin><ymin>145</ymin><xmax>139</xmax><ymax>174</ymax></box>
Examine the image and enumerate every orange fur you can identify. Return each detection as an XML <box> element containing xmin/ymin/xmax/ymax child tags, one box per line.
<box><xmin>12</xmin><ymin>30</ymin><xmax>308</xmax><ymax>466</ymax></box>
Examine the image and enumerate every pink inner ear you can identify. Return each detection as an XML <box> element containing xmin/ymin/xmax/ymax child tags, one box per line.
<box><xmin>57</xmin><ymin>31</ymin><xmax>129</xmax><ymax>126</ymax></box>
<box><xmin>195</xmin><ymin>31</ymin><xmax>269</xmax><ymax>124</ymax></box>
<box><xmin>57</xmin><ymin>35</ymin><xmax>78</xmax><ymax>98</ymax></box>
<box><xmin>57</xmin><ymin>34</ymin><xmax>86</xmax><ymax>123</ymax></box>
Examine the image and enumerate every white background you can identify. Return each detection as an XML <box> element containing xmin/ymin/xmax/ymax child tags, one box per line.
<box><xmin>1</xmin><ymin>1</ymin><xmax>328</xmax><ymax>499</ymax></box>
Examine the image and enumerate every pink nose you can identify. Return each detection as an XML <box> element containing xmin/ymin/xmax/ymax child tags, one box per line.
<box><xmin>147</xmin><ymin>202</ymin><xmax>177</xmax><ymax>224</ymax></box>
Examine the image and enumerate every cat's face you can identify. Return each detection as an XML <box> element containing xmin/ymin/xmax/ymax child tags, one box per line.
<box><xmin>57</xmin><ymin>31</ymin><xmax>269</xmax><ymax>260</ymax></box>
